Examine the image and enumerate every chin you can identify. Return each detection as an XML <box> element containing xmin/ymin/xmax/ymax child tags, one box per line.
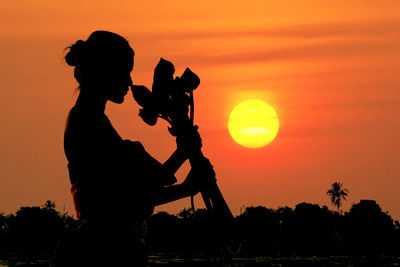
<box><xmin>110</xmin><ymin>95</ymin><xmax>125</xmax><ymax>104</ymax></box>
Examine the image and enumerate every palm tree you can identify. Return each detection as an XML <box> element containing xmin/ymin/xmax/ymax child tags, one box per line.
<box><xmin>42</xmin><ymin>200</ymin><xmax>56</xmax><ymax>210</ymax></box>
<box><xmin>327</xmin><ymin>182</ymin><xmax>349</xmax><ymax>213</ymax></box>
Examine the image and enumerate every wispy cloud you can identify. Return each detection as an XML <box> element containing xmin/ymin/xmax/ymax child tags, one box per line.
<box><xmin>136</xmin><ymin>20</ymin><xmax>400</xmax><ymax>40</ymax></box>
<box><xmin>174</xmin><ymin>38</ymin><xmax>400</xmax><ymax>66</ymax></box>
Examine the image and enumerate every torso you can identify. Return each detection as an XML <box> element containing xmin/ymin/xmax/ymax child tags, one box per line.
<box><xmin>64</xmin><ymin>105</ymin><xmax>153</xmax><ymax>220</ymax></box>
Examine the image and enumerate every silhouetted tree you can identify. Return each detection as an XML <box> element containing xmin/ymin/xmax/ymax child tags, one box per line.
<box><xmin>327</xmin><ymin>182</ymin><xmax>349</xmax><ymax>213</ymax></box>
<box><xmin>147</xmin><ymin>211</ymin><xmax>180</xmax><ymax>252</ymax></box>
<box><xmin>42</xmin><ymin>200</ymin><xmax>56</xmax><ymax>211</ymax></box>
<box><xmin>182</xmin><ymin>209</ymin><xmax>222</xmax><ymax>254</ymax></box>
<box><xmin>177</xmin><ymin>207</ymin><xmax>193</xmax><ymax>220</ymax></box>
<box><xmin>0</xmin><ymin>213</ymin><xmax>8</xmax><ymax>257</ymax></box>
<box><xmin>287</xmin><ymin>203</ymin><xmax>341</xmax><ymax>255</ymax></box>
<box><xmin>4</xmin><ymin>199</ymin><xmax>400</xmax><ymax>261</ymax></box>
<box><xmin>236</xmin><ymin>206</ymin><xmax>282</xmax><ymax>255</ymax></box>
<box><xmin>6</xmin><ymin>201</ymin><xmax>76</xmax><ymax>264</ymax></box>
<box><xmin>344</xmin><ymin>200</ymin><xmax>396</xmax><ymax>253</ymax></box>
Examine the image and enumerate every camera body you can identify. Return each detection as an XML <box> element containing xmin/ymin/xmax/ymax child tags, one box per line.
<box><xmin>131</xmin><ymin>58</ymin><xmax>200</xmax><ymax>136</ymax></box>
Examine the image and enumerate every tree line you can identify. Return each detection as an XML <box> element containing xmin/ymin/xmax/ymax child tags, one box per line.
<box><xmin>0</xmin><ymin>198</ymin><xmax>399</xmax><ymax>264</ymax></box>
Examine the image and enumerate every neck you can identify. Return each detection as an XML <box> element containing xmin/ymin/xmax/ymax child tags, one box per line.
<box><xmin>75</xmin><ymin>88</ymin><xmax>107</xmax><ymax>113</ymax></box>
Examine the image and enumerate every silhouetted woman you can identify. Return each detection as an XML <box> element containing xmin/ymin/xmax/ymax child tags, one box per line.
<box><xmin>51</xmin><ymin>31</ymin><xmax>206</xmax><ymax>267</ymax></box>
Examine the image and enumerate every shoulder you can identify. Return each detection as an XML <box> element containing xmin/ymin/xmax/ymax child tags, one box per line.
<box><xmin>123</xmin><ymin>140</ymin><xmax>145</xmax><ymax>152</ymax></box>
<box><xmin>66</xmin><ymin>106</ymin><xmax>110</xmax><ymax>132</ymax></box>
<box><xmin>67</xmin><ymin>106</ymin><xmax>104</xmax><ymax>123</ymax></box>
<box><xmin>65</xmin><ymin>106</ymin><xmax>123</xmax><ymax>151</ymax></box>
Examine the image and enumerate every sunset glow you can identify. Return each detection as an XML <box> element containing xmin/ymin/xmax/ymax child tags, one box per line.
<box><xmin>228</xmin><ymin>100</ymin><xmax>279</xmax><ymax>148</ymax></box>
<box><xmin>0</xmin><ymin>0</ymin><xmax>399</xmax><ymax>219</ymax></box>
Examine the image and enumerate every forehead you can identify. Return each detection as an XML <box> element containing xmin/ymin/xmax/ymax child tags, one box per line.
<box><xmin>108</xmin><ymin>51</ymin><xmax>134</xmax><ymax>71</ymax></box>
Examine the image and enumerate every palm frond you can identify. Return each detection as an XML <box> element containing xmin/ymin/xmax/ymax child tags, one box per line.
<box><xmin>327</xmin><ymin>181</ymin><xmax>349</xmax><ymax>213</ymax></box>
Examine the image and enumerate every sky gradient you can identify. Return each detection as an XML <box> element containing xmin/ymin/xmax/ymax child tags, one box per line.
<box><xmin>1</xmin><ymin>1</ymin><xmax>399</xmax><ymax>218</ymax></box>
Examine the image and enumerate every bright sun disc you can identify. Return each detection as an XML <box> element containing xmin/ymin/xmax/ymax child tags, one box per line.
<box><xmin>228</xmin><ymin>99</ymin><xmax>279</xmax><ymax>148</ymax></box>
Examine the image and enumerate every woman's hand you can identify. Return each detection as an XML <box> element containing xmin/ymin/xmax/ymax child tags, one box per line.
<box><xmin>182</xmin><ymin>157</ymin><xmax>216</xmax><ymax>195</ymax></box>
<box><xmin>176</xmin><ymin>125</ymin><xmax>202</xmax><ymax>156</ymax></box>
<box><xmin>154</xmin><ymin>157</ymin><xmax>215</xmax><ymax>206</ymax></box>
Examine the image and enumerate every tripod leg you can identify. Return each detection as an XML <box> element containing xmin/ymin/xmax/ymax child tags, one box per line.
<box><xmin>209</xmin><ymin>183</ymin><xmax>233</xmax><ymax>218</ymax></box>
<box><xmin>201</xmin><ymin>191</ymin><xmax>213</xmax><ymax>210</ymax></box>
<box><xmin>190</xmin><ymin>195</ymin><xmax>195</xmax><ymax>212</ymax></box>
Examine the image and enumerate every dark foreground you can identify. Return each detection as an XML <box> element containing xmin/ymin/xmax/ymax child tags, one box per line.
<box><xmin>1</xmin><ymin>255</ymin><xmax>400</xmax><ymax>267</ymax></box>
<box><xmin>2</xmin><ymin>201</ymin><xmax>400</xmax><ymax>266</ymax></box>
<box><xmin>149</xmin><ymin>254</ymin><xmax>400</xmax><ymax>266</ymax></box>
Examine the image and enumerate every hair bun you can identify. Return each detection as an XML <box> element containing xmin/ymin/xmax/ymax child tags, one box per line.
<box><xmin>65</xmin><ymin>40</ymin><xmax>86</xmax><ymax>66</ymax></box>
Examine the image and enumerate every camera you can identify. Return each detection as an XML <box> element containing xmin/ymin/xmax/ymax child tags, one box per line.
<box><xmin>131</xmin><ymin>58</ymin><xmax>200</xmax><ymax>136</ymax></box>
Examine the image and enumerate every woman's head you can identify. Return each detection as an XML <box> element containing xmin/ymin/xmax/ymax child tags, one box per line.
<box><xmin>65</xmin><ymin>31</ymin><xmax>134</xmax><ymax>103</ymax></box>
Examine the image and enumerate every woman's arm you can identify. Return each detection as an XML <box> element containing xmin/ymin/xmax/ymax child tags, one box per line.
<box><xmin>154</xmin><ymin>158</ymin><xmax>215</xmax><ymax>206</ymax></box>
<box><xmin>153</xmin><ymin>182</ymin><xmax>197</xmax><ymax>206</ymax></box>
<box><xmin>155</xmin><ymin>127</ymin><xmax>207</xmax><ymax>205</ymax></box>
<box><xmin>163</xmin><ymin>149</ymin><xmax>187</xmax><ymax>175</ymax></box>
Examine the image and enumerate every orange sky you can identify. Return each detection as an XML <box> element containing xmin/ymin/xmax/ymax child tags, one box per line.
<box><xmin>1</xmin><ymin>1</ymin><xmax>400</xmax><ymax>218</ymax></box>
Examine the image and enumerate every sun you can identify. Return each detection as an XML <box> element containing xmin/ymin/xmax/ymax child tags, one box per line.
<box><xmin>228</xmin><ymin>99</ymin><xmax>279</xmax><ymax>148</ymax></box>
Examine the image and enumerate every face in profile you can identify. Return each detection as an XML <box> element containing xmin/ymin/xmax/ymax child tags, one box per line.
<box><xmin>97</xmin><ymin>53</ymin><xmax>134</xmax><ymax>104</ymax></box>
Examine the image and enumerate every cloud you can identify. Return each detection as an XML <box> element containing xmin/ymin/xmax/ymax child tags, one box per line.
<box><xmin>136</xmin><ymin>20</ymin><xmax>400</xmax><ymax>40</ymax></box>
<box><xmin>123</xmin><ymin>20</ymin><xmax>400</xmax><ymax>67</ymax></box>
<box><xmin>174</xmin><ymin>38</ymin><xmax>400</xmax><ymax>66</ymax></box>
